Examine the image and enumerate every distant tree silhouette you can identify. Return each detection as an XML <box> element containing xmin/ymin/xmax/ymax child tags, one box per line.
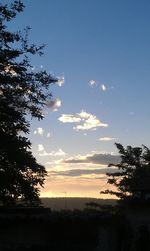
<box><xmin>101</xmin><ymin>143</ymin><xmax>150</xmax><ymax>202</ymax></box>
<box><xmin>0</xmin><ymin>1</ymin><xmax>57</xmax><ymax>205</ymax></box>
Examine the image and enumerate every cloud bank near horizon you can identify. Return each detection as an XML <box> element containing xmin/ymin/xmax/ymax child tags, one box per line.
<box><xmin>62</xmin><ymin>152</ymin><xmax>120</xmax><ymax>165</ymax></box>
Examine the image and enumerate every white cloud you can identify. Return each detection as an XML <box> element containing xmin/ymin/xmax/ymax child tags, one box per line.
<box><xmin>58</xmin><ymin>114</ymin><xmax>81</xmax><ymax>123</ymax></box>
<box><xmin>34</xmin><ymin>127</ymin><xmax>44</xmax><ymax>135</ymax></box>
<box><xmin>74</xmin><ymin>112</ymin><xmax>108</xmax><ymax>131</ymax></box>
<box><xmin>47</xmin><ymin>132</ymin><xmax>51</xmax><ymax>138</ymax></box>
<box><xmin>57</xmin><ymin>76</ymin><xmax>65</xmax><ymax>87</ymax></box>
<box><xmin>74</xmin><ymin>116</ymin><xmax>108</xmax><ymax>131</ymax></box>
<box><xmin>101</xmin><ymin>84</ymin><xmax>107</xmax><ymax>91</ymax></box>
<box><xmin>46</xmin><ymin>98</ymin><xmax>61</xmax><ymax>111</ymax></box>
<box><xmin>89</xmin><ymin>80</ymin><xmax>109</xmax><ymax>92</ymax></box>
<box><xmin>89</xmin><ymin>80</ymin><xmax>97</xmax><ymax>86</ymax></box>
<box><xmin>34</xmin><ymin>128</ymin><xmax>52</xmax><ymax>138</ymax></box>
<box><xmin>53</xmin><ymin>149</ymin><xmax>66</xmax><ymax>156</ymax></box>
<box><xmin>59</xmin><ymin>110</ymin><xmax>108</xmax><ymax>131</ymax></box>
<box><xmin>38</xmin><ymin>148</ymin><xmax>66</xmax><ymax>157</ymax></box>
<box><xmin>38</xmin><ymin>144</ymin><xmax>44</xmax><ymax>152</ymax></box>
<box><xmin>99</xmin><ymin>137</ymin><xmax>116</xmax><ymax>142</ymax></box>
<box><xmin>77</xmin><ymin>110</ymin><xmax>91</xmax><ymax>119</ymax></box>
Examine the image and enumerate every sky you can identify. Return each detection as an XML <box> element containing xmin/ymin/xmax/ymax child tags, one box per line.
<box><xmin>8</xmin><ymin>0</ymin><xmax>150</xmax><ymax>198</ymax></box>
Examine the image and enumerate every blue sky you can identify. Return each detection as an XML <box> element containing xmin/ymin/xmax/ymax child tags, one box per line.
<box><xmin>8</xmin><ymin>0</ymin><xmax>150</xmax><ymax>197</ymax></box>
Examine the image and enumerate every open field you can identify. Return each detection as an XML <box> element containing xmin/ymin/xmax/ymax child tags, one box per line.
<box><xmin>41</xmin><ymin>197</ymin><xmax>116</xmax><ymax>211</ymax></box>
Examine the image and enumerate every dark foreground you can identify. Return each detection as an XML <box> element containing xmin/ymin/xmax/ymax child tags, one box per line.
<box><xmin>0</xmin><ymin>207</ymin><xmax>150</xmax><ymax>251</ymax></box>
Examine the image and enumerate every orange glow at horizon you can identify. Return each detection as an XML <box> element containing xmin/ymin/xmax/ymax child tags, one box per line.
<box><xmin>40</xmin><ymin>175</ymin><xmax>117</xmax><ymax>199</ymax></box>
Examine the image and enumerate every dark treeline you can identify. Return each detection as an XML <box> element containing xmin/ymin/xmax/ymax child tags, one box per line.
<box><xmin>0</xmin><ymin>208</ymin><xmax>150</xmax><ymax>251</ymax></box>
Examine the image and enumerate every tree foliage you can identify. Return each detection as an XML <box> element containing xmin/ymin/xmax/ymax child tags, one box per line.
<box><xmin>0</xmin><ymin>1</ymin><xmax>57</xmax><ymax>205</ymax></box>
<box><xmin>101</xmin><ymin>143</ymin><xmax>150</xmax><ymax>202</ymax></box>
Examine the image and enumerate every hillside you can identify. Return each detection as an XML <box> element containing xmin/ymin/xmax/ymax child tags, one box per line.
<box><xmin>41</xmin><ymin>197</ymin><xmax>116</xmax><ymax>211</ymax></box>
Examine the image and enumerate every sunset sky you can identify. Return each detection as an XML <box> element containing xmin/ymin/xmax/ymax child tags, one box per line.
<box><xmin>9</xmin><ymin>0</ymin><xmax>150</xmax><ymax>197</ymax></box>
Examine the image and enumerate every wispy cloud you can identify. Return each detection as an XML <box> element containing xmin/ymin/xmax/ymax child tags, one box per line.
<box><xmin>57</xmin><ymin>76</ymin><xmax>65</xmax><ymax>87</ymax></box>
<box><xmin>89</xmin><ymin>80</ymin><xmax>97</xmax><ymax>86</ymax></box>
<box><xmin>48</xmin><ymin>168</ymin><xmax>116</xmax><ymax>177</ymax></box>
<box><xmin>46</xmin><ymin>98</ymin><xmax>61</xmax><ymax>111</ymax></box>
<box><xmin>38</xmin><ymin>144</ymin><xmax>66</xmax><ymax>157</ymax></box>
<box><xmin>88</xmin><ymin>79</ymin><xmax>109</xmax><ymax>92</ymax></box>
<box><xmin>58</xmin><ymin>110</ymin><xmax>108</xmax><ymax>131</ymax></box>
<box><xmin>100</xmin><ymin>84</ymin><xmax>107</xmax><ymax>91</ymax></box>
<box><xmin>34</xmin><ymin>127</ymin><xmax>44</xmax><ymax>135</ymax></box>
<box><xmin>43</xmin><ymin>150</ymin><xmax>119</xmax><ymax>197</ymax></box>
<box><xmin>34</xmin><ymin>128</ymin><xmax>52</xmax><ymax>139</ymax></box>
<box><xmin>43</xmin><ymin>173</ymin><xmax>109</xmax><ymax>198</ymax></box>
<box><xmin>99</xmin><ymin>137</ymin><xmax>116</xmax><ymax>142</ymax></box>
<box><xmin>38</xmin><ymin>144</ymin><xmax>44</xmax><ymax>152</ymax></box>
<box><xmin>47</xmin><ymin>132</ymin><xmax>51</xmax><ymax>138</ymax></box>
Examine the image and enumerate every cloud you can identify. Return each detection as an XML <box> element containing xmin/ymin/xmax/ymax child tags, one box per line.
<box><xmin>58</xmin><ymin>110</ymin><xmax>108</xmax><ymax>131</ymax></box>
<box><xmin>48</xmin><ymin>168</ymin><xmax>115</xmax><ymax>177</ymax></box>
<box><xmin>43</xmin><ymin>173</ymin><xmax>109</xmax><ymax>198</ymax></box>
<box><xmin>43</xmin><ymin>150</ymin><xmax>120</xmax><ymax>197</ymax></box>
<box><xmin>88</xmin><ymin>80</ymin><xmax>109</xmax><ymax>92</ymax></box>
<box><xmin>57</xmin><ymin>76</ymin><xmax>65</xmax><ymax>87</ymax></box>
<box><xmin>34</xmin><ymin>127</ymin><xmax>44</xmax><ymax>135</ymax></box>
<box><xmin>58</xmin><ymin>114</ymin><xmax>81</xmax><ymax>123</ymax></box>
<box><xmin>38</xmin><ymin>148</ymin><xmax>66</xmax><ymax>157</ymax></box>
<box><xmin>46</xmin><ymin>98</ymin><xmax>61</xmax><ymax>111</ymax></box>
<box><xmin>101</xmin><ymin>84</ymin><xmax>107</xmax><ymax>91</ymax></box>
<box><xmin>47</xmin><ymin>132</ymin><xmax>51</xmax><ymax>138</ymax></box>
<box><xmin>74</xmin><ymin>115</ymin><xmax>108</xmax><ymax>131</ymax></box>
<box><xmin>75</xmin><ymin>110</ymin><xmax>108</xmax><ymax>130</ymax></box>
<box><xmin>34</xmin><ymin>128</ymin><xmax>52</xmax><ymax>138</ymax></box>
<box><xmin>38</xmin><ymin>144</ymin><xmax>44</xmax><ymax>152</ymax></box>
<box><xmin>99</xmin><ymin>137</ymin><xmax>116</xmax><ymax>142</ymax></box>
<box><xmin>77</xmin><ymin>110</ymin><xmax>91</xmax><ymax>119</ymax></box>
<box><xmin>62</xmin><ymin>153</ymin><xmax>120</xmax><ymax>165</ymax></box>
<box><xmin>89</xmin><ymin>80</ymin><xmax>97</xmax><ymax>86</ymax></box>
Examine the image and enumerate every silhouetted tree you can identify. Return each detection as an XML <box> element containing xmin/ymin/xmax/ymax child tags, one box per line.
<box><xmin>0</xmin><ymin>1</ymin><xmax>57</xmax><ymax>205</ymax></box>
<box><xmin>101</xmin><ymin>143</ymin><xmax>150</xmax><ymax>202</ymax></box>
